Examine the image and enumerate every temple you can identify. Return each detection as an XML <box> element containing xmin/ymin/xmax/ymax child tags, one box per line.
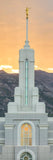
<box><xmin>0</xmin><ymin>8</ymin><xmax>53</xmax><ymax>160</ymax></box>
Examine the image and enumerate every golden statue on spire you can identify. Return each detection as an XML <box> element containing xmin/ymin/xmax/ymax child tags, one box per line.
<box><xmin>26</xmin><ymin>8</ymin><xmax>29</xmax><ymax>19</ymax></box>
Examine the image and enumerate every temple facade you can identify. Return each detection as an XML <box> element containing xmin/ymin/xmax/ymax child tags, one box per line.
<box><xmin>0</xmin><ymin>8</ymin><xmax>53</xmax><ymax>160</ymax></box>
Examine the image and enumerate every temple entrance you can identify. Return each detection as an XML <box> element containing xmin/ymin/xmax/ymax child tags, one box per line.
<box><xmin>20</xmin><ymin>152</ymin><xmax>32</xmax><ymax>160</ymax></box>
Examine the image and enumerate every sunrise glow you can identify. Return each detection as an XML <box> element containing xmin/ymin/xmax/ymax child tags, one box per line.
<box><xmin>0</xmin><ymin>0</ymin><xmax>53</xmax><ymax>73</ymax></box>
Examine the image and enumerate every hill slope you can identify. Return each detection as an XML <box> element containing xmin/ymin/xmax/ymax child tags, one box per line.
<box><xmin>0</xmin><ymin>70</ymin><xmax>53</xmax><ymax>117</ymax></box>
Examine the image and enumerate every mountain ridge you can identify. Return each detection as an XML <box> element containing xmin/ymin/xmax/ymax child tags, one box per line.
<box><xmin>0</xmin><ymin>70</ymin><xmax>53</xmax><ymax>117</ymax></box>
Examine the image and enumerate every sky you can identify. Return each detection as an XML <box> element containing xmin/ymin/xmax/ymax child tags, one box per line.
<box><xmin>0</xmin><ymin>0</ymin><xmax>53</xmax><ymax>73</ymax></box>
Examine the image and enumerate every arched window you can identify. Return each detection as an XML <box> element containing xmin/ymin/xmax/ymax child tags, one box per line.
<box><xmin>21</xmin><ymin>124</ymin><xmax>32</xmax><ymax>145</ymax></box>
<box><xmin>20</xmin><ymin>152</ymin><xmax>32</xmax><ymax>160</ymax></box>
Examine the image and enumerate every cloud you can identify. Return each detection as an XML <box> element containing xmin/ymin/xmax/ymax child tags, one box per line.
<box><xmin>12</xmin><ymin>69</ymin><xmax>19</xmax><ymax>73</ymax></box>
<box><xmin>48</xmin><ymin>68</ymin><xmax>53</xmax><ymax>71</ymax></box>
<box><xmin>0</xmin><ymin>65</ymin><xmax>12</xmax><ymax>70</ymax></box>
<box><xmin>34</xmin><ymin>65</ymin><xmax>44</xmax><ymax>71</ymax></box>
<box><xmin>34</xmin><ymin>65</ymin><xmax>38</xmax><ymax>69</ymax></box>
<box><xmin>0</xmin><ymin>65</ymin><xmax>19</xmax><ymax>73</ymax></box>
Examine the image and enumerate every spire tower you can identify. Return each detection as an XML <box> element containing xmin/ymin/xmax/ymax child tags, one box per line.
<box><xmin>26</xmin><ymin>8</ymin><xmax>29</xmax><ymax>41</ymax></box>
<box><xmin>24</xmin><ymin>8</ymin><xmax>30</xmax><ymax>48</ymax></box>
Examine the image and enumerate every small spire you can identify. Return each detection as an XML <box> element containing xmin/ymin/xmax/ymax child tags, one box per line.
<box><xmin>24</xmin><ymin>8</ymin><xmax>30</xmax><ymax>48</ymax></box>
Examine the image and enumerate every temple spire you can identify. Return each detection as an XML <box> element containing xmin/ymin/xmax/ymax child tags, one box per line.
<box><xmin>26</xmin><ymin>8</ymin><xmax>29</xmax><ymax>41</ymax></box>
<box><xmin>24</xmin><ymin>8</ymin><xmax>30</xmax><ymax>48</ymax></box>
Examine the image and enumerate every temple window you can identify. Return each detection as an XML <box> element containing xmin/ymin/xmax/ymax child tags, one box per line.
<box><xmin>21</xmin><ymin>123</ymin><xmax>32</xmax><ymax>145</ymax></box>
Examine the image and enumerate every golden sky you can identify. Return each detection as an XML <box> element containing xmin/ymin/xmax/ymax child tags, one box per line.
<box><xmin>0</xmin><ymin>0</ymin><xmax>53</xmax><ymax>73</ymax></box>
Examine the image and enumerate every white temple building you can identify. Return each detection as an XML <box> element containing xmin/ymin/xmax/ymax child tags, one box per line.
<box><xmin>0</xmin><ymin>8</ymin><xmax>53</xmax><ymax>160</ymax></box>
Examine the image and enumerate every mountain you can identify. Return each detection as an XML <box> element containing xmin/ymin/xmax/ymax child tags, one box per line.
<box><xmin>35</xmin><ymin>70</ymin><xmax>53</xmax><ymax>116</ymax></box>
<box><xmin>0</xmin><ymin>70</ymin><xmax>53</xmax><ymax>117</ymax></box>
